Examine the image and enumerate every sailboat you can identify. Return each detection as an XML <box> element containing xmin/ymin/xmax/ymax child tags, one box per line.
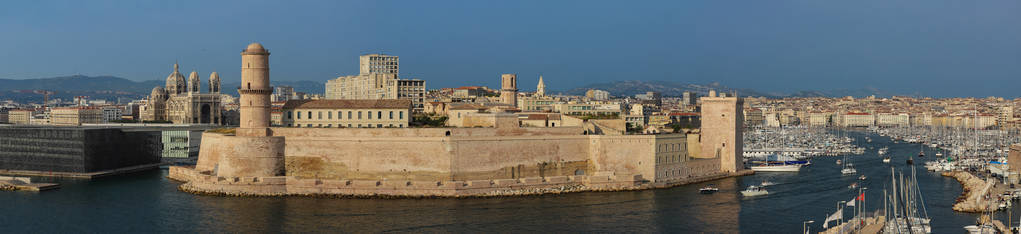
<box><xmin>842</xmin><ymin>163</ymin><xmax>857</xmax><ymax>175</ymax></box>
<box><xmin>883</xmin><ymin>166</ymin><xmax>932</xmax><ymax>233</ymax></box>
<box><xmin>750</xmin><ymin>128</ymin><xmax>802</xmax><ymax>172</ymax></box>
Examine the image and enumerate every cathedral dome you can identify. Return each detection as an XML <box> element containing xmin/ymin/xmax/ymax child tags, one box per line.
<box><xmin>165</xmin><ymin>63</ymin><xmax>186</xmax><ymax>94</ymax></box>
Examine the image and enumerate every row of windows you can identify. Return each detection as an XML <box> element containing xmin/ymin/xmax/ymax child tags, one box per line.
<box><xmin>657</xmin><ymin>154</ymin><xmax>684</xmax><ymax>164</ymax></box>
<box><xmin>658</xmin><ymin>143</ymin><xmax>683</xmax><ymax>153</ymax></box>
<box><xmin>287</xmin><ymin>110</ymin><xmax>404</xmax><ymax>120</ymax></box>
<box><xmin>287</xmin><ymin>123</ymin><xmax>403</xmax><ymax>128</ymax></box>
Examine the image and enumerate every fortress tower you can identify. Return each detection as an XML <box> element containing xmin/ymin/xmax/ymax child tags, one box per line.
<box><xmin>239</xmin><ymin>43</ymin><xmax>272</xmax><ymax>136</ymax></box>
<box><xmin>500</xmin><ymin>74</ymin><xmax>518</xmax><ymax>107</ymax></box>
<box><xmin>700</xmin><ymin>91</ymin><xmax>744</xmax><ymax>173</ymax></box>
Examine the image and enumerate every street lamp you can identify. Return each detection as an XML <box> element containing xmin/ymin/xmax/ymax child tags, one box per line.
<box><xmin>803</xmin><ymin>220</ymin><xmax>815</xmax><ymax>234</ymax></box>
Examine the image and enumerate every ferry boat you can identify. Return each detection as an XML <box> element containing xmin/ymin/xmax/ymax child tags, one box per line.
<box><xmin>741</xmin><ymin>186</ymin><xmax>768</xmax><ymax>197</ymax></box>
<box><xmin>699</xmin><ymin>184</ymin><xmax>719</xmax><ymax>194</ymax></box>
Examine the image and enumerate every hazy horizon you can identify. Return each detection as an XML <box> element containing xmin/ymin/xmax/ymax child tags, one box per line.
<box><xmin>1</xmin><ymin>1</ymin><xmax>1019</xmax><ymax>97</ymax></box>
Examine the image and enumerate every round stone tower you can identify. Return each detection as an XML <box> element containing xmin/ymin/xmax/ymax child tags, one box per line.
<box><xmin>239</xmin><ymin>43</ymin><xmax>272</xmax><ymax>135</ymax></box>
<box><xmin>500</xmin><ymin>74</ymin><xmax>518</xmax><ymax>107</ymax></box>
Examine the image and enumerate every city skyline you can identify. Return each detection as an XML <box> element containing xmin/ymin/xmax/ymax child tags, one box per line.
<box><xmin>1</xmin><ymin>1</ymin><xmax>1020</xmax><ymax>97</ymax></box>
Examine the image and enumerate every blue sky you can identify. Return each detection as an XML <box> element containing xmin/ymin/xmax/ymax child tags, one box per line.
<box><xmin>1</xmin><ymin>1</ymin><xmax>1019</xmax><ymax>97</ymax></box>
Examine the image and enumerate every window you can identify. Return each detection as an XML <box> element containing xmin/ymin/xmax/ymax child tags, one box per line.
<box><xmin>399</xmin><ymin>111</ymin><xmax>404</xmax><ymax>119</ymax></box>
<box><xmin>318</xmin><ymin>111</ymin><xmax>322</xmax><ymax>119</ymax></box>
<box><xmin>368</xmin><ymin>111</ymin><xmax>372</xmax><ymax>119</ymax></box>
<box><xmin>328</xmin><ymin>111</ymin><xmax>332</xmax><ymax>119</ymax></box>
<box><xmin>308</xmin><ymin>112</ymin><xmax>312</xmax><ymax>120</ymax></box>
<box><xmin>378</xmin><ymin>111</ymin><xmax>382</xmax><ymax>119</ymax></box>
<box><xmin>358</xmin><ymin>111</ymin><xmax>362</xmax><ymax>119</ymax></box>
<box><xmin>389</xmin><ymin>111</ymin><xmax>393</xmax><ymax>119</ymax></box>
<box><xmin>297</xmin><ymin>111</ymin><xmax>302</xmax><ymax>119</ymax></box>
<box><xmin>307</xmin><ymin>124</ymin><xmax>312</xmax><ymax>127</ymax></box>
<box><xmin>348</xmin><ymin>124</ymin><xmax>352</xmax><ymax>127</ymax></box>
<box><xmin>348</xmin><ymin>111</ymin><xmax>352</xmax><ymax>119</ymax></box>
<box><xmin>377</xmin><ymin>124</ymin><xmax>383</xmax><ymax>128</ymax></box>
<box><xmin>287</xmin><ymin>111</ymin><xmax>292</xmax><ymax>119</ymax></box>
<box><xmin>338</xmin><ymin>111</ymin><xmax>342</xmax><ymax>119</ymax></box>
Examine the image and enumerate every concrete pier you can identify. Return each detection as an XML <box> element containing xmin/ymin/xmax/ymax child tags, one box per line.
<box><xmin>0</xmin><ymin>176</ymin><xmax>59</xmax><ymax>192</ymax></box>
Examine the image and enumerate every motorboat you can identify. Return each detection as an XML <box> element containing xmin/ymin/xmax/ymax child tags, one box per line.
<box><xmin>859</xmin><ymin>175</ymin><xmax>867</xmax><ymax>181</ymax></box>
<box><xmin>878</xmin><ymin>147</ymin><xmax>889</xmax><ymax>155</ymax></box>
<box><xmin>741</xmin><ymin>185</ymin><xmax>768</xmax><ymax>197</ymax></box>
<box><xmin>836</xmin><ymin>159</ymin><xmax>842</xmax><ymax>165</ymax></box>
<box><xmin>848</xmin><ymin>182</ymin><xmax>858</xmax><ymax>189</ymax></box>
<box><xmin>760</xmin><ymin>181</ymin><xmax>776</xmax><ymax>187</ymax></box>
<box><xmin>699</xmin><ymin>184</ymin><xmax>719</xmax><ymax>194</ymax></box>
<box><xmin>883</xmin><ymin>157</ymin><xmax>891</xmax><ymax>163</ymax></box>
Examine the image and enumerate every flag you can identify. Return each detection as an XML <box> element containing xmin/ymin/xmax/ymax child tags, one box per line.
<box><xmin>858</xmin><ymin>192</ymin><xmax>865</xmax><ymax>201</ymax></box>
<box><xmin>846</xmin><ymin>198</ymin><xmax>855</xmax><ymax>207</ymax></box>
<box><xmin>823</xmin><ymin>208</ymin><xmax>843</xmax><ymax>229</ymax></box>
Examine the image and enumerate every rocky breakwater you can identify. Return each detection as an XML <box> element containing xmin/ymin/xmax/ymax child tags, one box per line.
<box><xmin>943</xmin><ymin>171</ymin><xmax>994</xmax><ymax>213</ymax></box>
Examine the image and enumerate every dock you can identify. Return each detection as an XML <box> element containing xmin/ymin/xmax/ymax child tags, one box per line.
<box><xmin>0</xmin><ymin>163</ymin><xmax>163</xmax><ymax>179</ymax></box>
<box><xmin>0</xmin><ymin>176</ymin><xmax>59</xmax><ymax>192</ymax></box>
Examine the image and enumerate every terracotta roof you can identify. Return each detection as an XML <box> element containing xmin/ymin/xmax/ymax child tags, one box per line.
<box><xmin>282</xmin><ymin>99</ymin><xmax>411</xmax><ymax>110</ymax></box>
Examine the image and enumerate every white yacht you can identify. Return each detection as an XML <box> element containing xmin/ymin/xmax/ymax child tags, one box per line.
<box><xmin>841</xmin><ymin>163</ymin><xmax>857</xmax><ymax>175</ymax></box>
<box><xmin>750</xmin><ymin>163</ymin><xmax>802</xmax><ymax>172</ymax></box>
<box><xmin>741</xmin><ymin>186</ymin><xmax>769</xmax><ymax>197</ymax></box>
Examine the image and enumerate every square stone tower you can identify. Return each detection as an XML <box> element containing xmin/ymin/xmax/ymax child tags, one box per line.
<box><xmin>700</xmin><ymin>91</ymin><xmax>744</xmax><ymax>173</ymax></box>
<box><xmin>500</xmin><ymin>74</ymin><xmax>518</xmax><ymax>107</ymax></box>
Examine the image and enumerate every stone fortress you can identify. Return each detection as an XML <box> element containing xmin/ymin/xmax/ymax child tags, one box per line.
<box><xmin>169</xmin><ymin>43</ymin><xmax>751</xmax><ymax>197</ymax></box>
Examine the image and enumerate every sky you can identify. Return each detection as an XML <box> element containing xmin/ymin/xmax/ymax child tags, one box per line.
<box><xmin>0</xmin><ymin>0</ymin><xmax>1019</xmax><ymax>97</ymax></box>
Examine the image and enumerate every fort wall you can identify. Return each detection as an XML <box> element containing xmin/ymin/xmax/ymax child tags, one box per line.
<box><xmin>174</xmin><ymin>127</ymin><xmax>745</xmax><ymax>197</ymax></box>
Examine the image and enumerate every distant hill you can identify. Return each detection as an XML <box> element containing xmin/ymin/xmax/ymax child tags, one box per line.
<box><xmin>561</xmin><ymin>80</ymin><xmax>773</xmax><ymax>98</ymax></box>
<box><xmin>561</xmin><ymin>80</ymin><xmax>898</xmax><ymax>98</ymax></box>
<box><xmin>0</xmin><ymin>75</ymin><xmax>324</xmax><ymax>103</ymax></box>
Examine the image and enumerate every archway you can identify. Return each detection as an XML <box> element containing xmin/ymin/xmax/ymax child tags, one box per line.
<box><xmin>200</xmin><ymin>104</ymin><xmax>211</xmax><ymax>124</ymax></box>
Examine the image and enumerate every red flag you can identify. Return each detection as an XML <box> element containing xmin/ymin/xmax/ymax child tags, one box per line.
<box><xmin>858</xmin><ymin>192</ymin><xmax>864</xmax><ymax>201</ymax></box>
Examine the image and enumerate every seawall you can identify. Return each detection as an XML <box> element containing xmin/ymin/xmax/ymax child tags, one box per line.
<box><xmin>170</xmin><ymin>165</ymin><xmax>749</xmax><ymax>197</ymax></box>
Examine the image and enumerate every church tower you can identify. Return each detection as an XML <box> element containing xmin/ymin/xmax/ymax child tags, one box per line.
<box><xmin>208</xmin><ymin>72</ymin><xmax>221</xmax><ymax>93</ymax></box>
<box><xmin>239</xmin><ymin>43</ymin><xmax>272</xmax><ymax>136</ymax></box>
<box><xmin>188</xmin><ymin>70</ymin><xmax>201</xmax><ymax>93</ymax></box>
<box><xmin>536</xmin><ymin>75</ymin><xmax>546</xmax><ymax>96</ymax></box>
<box><xmin>500</xmin><ymin>74</ymin><xmax>518</xmax><ymax>107</ymax></box>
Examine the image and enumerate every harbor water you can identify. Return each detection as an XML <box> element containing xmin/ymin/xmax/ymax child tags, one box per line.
<box><xmin>0</xmin><ymin>132</ymin><xmax>1014</xmax><ymax>233</ymax></box>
